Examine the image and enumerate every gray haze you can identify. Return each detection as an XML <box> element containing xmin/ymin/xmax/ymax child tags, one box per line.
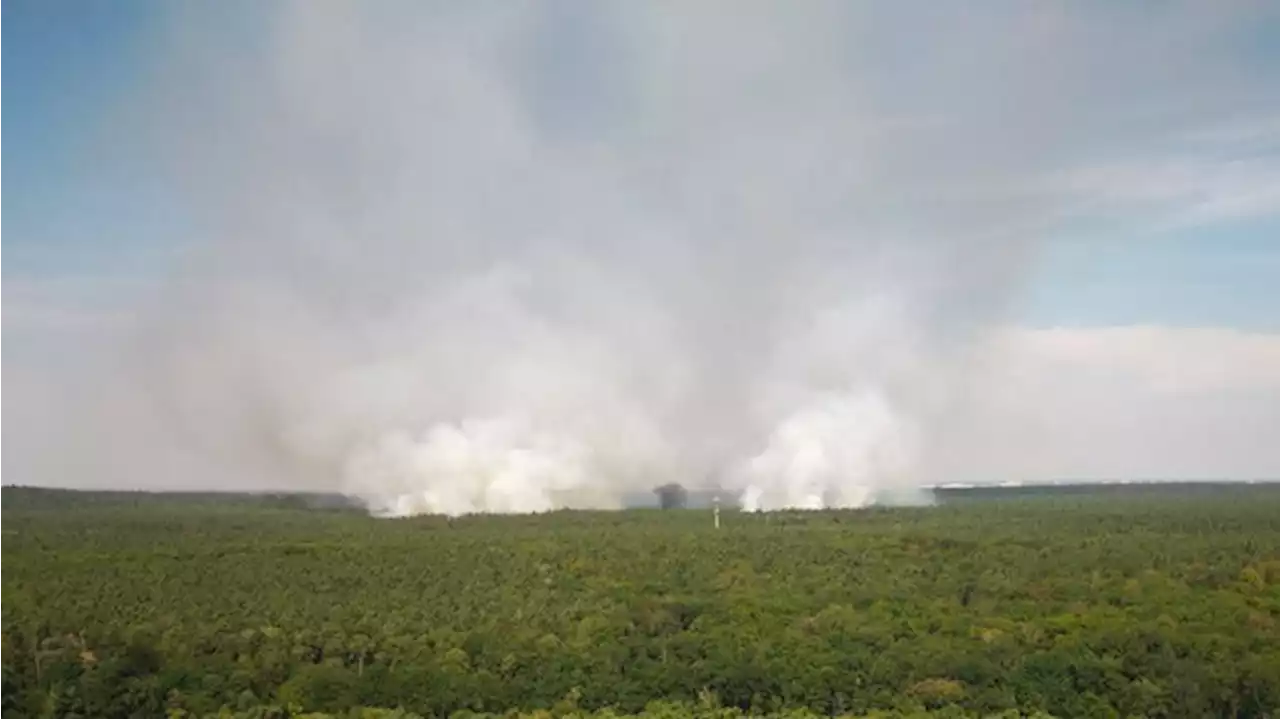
<box><xmin>6</xmin><ymin>2</ymin><xmax>1280</xmax><ymax>513</ymax></box>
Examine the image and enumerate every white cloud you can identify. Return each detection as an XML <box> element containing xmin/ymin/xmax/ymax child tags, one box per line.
<box><xmin>929</xmin><ymin>326</ymin><xmax>1280</xmax><ymax>482</ymax></box>
<box><xmin>1178</xmin><ymin>114</ymin><xmax>1280</xmax><ymax>148</ymax></box>
<box><xmin>990</xmin><ymin>326</ymin><xmax>1280</xmax><ymax>393</ymax></box>
<box><xmin>2</xmin><ymin>276</ymin><xmax>145</xmax><ymax>336</ymax></box>
<box><xmin>1050</xmin><ymin>154</ymin><xmax>1280</xmax><ymax>228</ymax></box>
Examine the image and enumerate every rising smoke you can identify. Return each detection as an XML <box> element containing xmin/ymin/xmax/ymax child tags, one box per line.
<box><xmin>26</xmin><ymin>2</ymin><xmax>1258</xmax><ymax>514</ymax></box>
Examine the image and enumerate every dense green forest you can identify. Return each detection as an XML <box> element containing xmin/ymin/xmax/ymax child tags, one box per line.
<box><xmin>3</xmin><ymin>484</ymin><xmax>1278</xmax><ymax>718</ymax></box>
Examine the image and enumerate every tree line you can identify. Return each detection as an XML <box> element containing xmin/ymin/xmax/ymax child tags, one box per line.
<box><xmin>3</xmin><ymin>485</ymin><xmax>1278</xmax><ymax>717</ymax></box>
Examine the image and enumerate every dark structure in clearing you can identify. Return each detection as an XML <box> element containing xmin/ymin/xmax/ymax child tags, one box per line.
<box><xmin>653</xmin><ymin>483</ymin><xmax>688</xmax><ymax>509</ymax></box>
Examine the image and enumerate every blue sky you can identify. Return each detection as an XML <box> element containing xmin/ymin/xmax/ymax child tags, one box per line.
<box><xmin>5</xmin><ymin>0</ymin><xmax>1278</xmax><ymax>332</ymax></box>
<box><xmin>5</xmin><ymin>1</ymin><xmax>171</xmax><ymax>274</ymax></box>
<box><xmin>1026</xmin><ymin>226</ymin><xmax>1280</xmax><ymax>330</ymax></box>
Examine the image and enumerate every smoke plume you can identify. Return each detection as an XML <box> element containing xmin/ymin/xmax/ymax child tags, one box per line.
<box><xmin>17</xmin><ymin>2</ymin><xmax>1267</xmax><ymax>513</ymax></box>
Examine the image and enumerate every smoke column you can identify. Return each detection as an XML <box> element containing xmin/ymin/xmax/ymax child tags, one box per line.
<box><xmin>38</xmin><ymin>2</ymin><xmax>1094</xmax><ymax>514</ymax></box>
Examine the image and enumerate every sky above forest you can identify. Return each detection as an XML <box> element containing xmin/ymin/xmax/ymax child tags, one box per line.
<box><xmin>4</xmin><ymin>1</ymin><xmax>1280</xmax><ymax>492</ymax></box>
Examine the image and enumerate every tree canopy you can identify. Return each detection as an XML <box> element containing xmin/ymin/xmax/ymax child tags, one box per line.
<box><xmin>3</xmin><ymin>484</ymin><xmax>1278</xmax><ymax>718</ymax></box>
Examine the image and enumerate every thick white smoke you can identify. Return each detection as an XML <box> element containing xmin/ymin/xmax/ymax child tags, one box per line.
<box><xmin>346</xmin><ymin>420</ymin><xmax>591</xmax><ymax>516</ymax></box>
<box><xmin>20</xmin><ymin>2</ymin><xmax>1265</xmax><ymax>513</ymax></box>
<box><xmin>29</xmin><ymin>3</ymin><xmax>1035</xmax><ymax>514</ymax></box>
<box><xmin>733</xmin><ymin>391</ymin><xmax>919</xmax><ymax>512</ymax></box>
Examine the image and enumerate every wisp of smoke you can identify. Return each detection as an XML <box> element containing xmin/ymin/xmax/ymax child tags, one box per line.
<box><xmin>31</xmin><ymin>2</ymin><xmax>1105</xmax><ymax>514</ymax></box>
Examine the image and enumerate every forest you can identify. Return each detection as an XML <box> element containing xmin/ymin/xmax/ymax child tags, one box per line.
<box><xmin>2</xmin><ymin>483</ymin><xmax>1278</xmax><ymax>718</ymax></box>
